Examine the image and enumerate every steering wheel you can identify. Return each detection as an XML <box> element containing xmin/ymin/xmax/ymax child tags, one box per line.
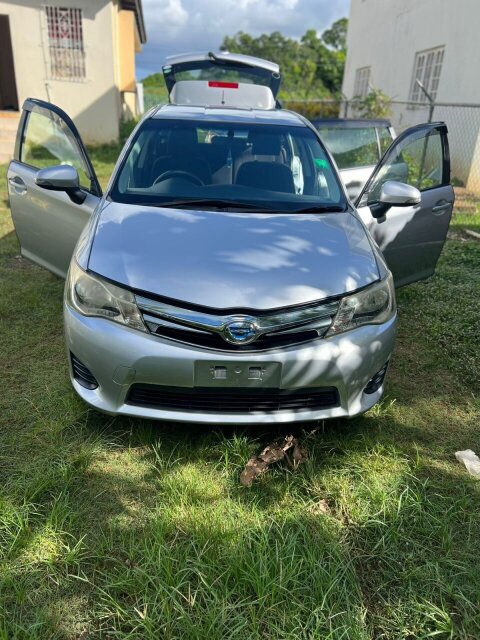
<box><xmin>153</xmin><ymin>170</ymin><xmax>204</xmax><ymax>186</ymax></box>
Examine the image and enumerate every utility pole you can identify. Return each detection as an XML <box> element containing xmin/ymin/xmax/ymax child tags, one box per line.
<box><xmin>415</xmin><ymin>79</ymin><xmax>435</xmax><ymax>123</ymax></box>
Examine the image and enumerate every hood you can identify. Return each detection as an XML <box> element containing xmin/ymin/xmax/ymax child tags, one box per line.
<box><xmin>88</xmin><ymin>203</ymin><xmax>380</xmax><ymax>310</ymax></box>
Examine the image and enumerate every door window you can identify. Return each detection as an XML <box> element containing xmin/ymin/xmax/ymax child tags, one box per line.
<box><xmin>365</xmin><ymin>129</ymin><xmax>445</xmax><ymax>204</ymax></box>
<box><xmin>317</xmin><ymin>126</ymin><xmax>379</xmax><ymax>169</ymax></box>
<box><xmin>377</xmin><ymin>127</ymin><xmax>393</xmax><ymax>155</ymax></box>
<box><xmin>21</xmin><ymin>109</ymin><xmax>91</xmax><ymax>190</ymax></box>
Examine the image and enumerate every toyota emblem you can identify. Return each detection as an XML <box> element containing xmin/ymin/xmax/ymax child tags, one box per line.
<box><xmin>222</xmin><ymin>319</ymin><xmax>258</xmax><ymax>345</ymax></box>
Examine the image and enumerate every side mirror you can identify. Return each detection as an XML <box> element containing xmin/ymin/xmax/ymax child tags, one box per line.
<box><xmin>35</xmin><ymin>165</ymin><xmax>87</xmax><ymax>204</ymax></box>
<box><xmin>369</xmin><ymin>180</ymin><xmax>421</xmax><ymax>222</ymax></box>
<box><xmin>379</xmin><ymin>180</ymin><xmax>421</xmax><ymax>206</ymax></box>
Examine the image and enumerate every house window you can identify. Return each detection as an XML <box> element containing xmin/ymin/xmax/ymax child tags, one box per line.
<box><xmin>410</xmin><ymin>46</ymin><xmax>445</xmax><ymax>102</ymax></box>
<box><xmin>45</xmin><ymin>6</ymin><xmax>86</xmax><ymax>81</ymax></box>
<box><xmin>353</xmin><ymin>67</ymin><xmax>371</xmax><ymax>98</ymax></box>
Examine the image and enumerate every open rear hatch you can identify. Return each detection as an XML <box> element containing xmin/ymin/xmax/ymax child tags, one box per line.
<box><xmin>162</xmin><ymin>52</ymin><xmax>281</xmax><ymax>110</ymax></box>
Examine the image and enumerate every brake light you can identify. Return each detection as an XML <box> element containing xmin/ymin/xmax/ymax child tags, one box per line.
<box><xmin>208</xmin><ymin>81</ymin><xmax>239</xmax><ymax>89</ymax></box>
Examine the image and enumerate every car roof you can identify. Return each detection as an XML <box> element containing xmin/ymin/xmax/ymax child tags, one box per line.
<box><xmin>151</xmin><ymin>103</ymin><xmax>307</xmax><ymax>127</ymax></box>
<box><xmin>312</xmin><ymin>118</ymin><xmax>392</xmax><ymax>129</ymax></box>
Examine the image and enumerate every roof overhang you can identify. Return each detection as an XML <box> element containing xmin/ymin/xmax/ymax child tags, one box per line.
<box><xmin>120</xmin><ymin>0</ymin><xmax>147</xmax><ymax>43</ymax></box>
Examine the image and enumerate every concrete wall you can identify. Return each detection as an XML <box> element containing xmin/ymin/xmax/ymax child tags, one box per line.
<box><xmin>342</xmin><ymin>0</ymin><xmax>480</xmax><ymax>190</ymax></box>
<box><xmin>343</xmin><ymin>0</ymin><xmax>480</xmax><ymax>104</ymax></box>
<box><xmin>0</xmin><ymin>0</ymin><xmax>122</xmax><ymax>143</ymax></box>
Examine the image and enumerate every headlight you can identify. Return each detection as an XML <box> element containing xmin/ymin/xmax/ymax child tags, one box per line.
<box><xmin>325</xmin><ymin>273</ymin><xmax>395</xmax><ymax>337</ymax></box>
<box><xmin>66</xmin><ymin>261</ymin><xmax>147</xmax><ymax>332</ymax></box>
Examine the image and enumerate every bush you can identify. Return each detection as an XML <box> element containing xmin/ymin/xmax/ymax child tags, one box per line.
<box><xmin>356</xmin><ymin>88</ymin><xmax>392</xmax><ymax>119</ymax></box>
<box><xmin>282</xmin><ymin>100</ymin><xmax>341</xmax><ymax>120</ymax></box>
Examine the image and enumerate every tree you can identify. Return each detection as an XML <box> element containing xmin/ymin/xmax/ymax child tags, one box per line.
<box><xmin>221</xmin><ymin>31</ymin><xmax>323</xmax><ymax>99</ymax></box>
<box><xmin>300</xmin><ymin>28</ymin><xmax>345</xmax><ymax>95</ymax></box>
<box><xmin>221</xmin><ymin>18</ymin><xmax>348</xmax><ymax>100</ymax></box>
<box><xmin>321</xmin><ymin>17</ymin><xmax>348</xmax><ymax>51</ymax></box>
<box><xmin>142</xmin><ymin>72</ymin><xmax>165</xmax><ymax>87</ymax></box>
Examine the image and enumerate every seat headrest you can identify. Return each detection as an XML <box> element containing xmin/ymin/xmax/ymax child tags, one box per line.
<box><xmin>236</xmin><ymin>161</ymin><xmax>295</xmax><ymax>193</ymax></box>
<box><xmin>171</xmin><ymin>127</ymin><xmax>198</xmax><ymax>148</ymax></box>
<box><xmin>248</xmin><ymin>131</ymin><xmax>282</xmax><ymax>156</ymax></box>
<box><xmin>211</xmin><ymin>135</ymin><xmax>227</xmax><ymax>145</ymax></box>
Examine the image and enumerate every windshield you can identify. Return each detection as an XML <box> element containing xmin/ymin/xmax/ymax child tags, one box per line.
<box><xmin>317</xmin><ymin>126</ymin><xmax>393</xmax><ymax>170</ymax></box>
<box><xmin>110</xmin><ymin>119</ymin><xmax>345</xmax><ymax>212</ymax></box>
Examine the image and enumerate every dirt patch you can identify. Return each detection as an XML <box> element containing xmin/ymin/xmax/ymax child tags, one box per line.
<box><xmin>7</xmin><ymin>254</ymin><xmax>42</xmax><ymax>271</ymax></box>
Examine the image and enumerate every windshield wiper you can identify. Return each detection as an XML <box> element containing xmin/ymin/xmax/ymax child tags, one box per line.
<box><xmin>292</xmin><ymin>204</ymin><xmax>347</xmax><ymax>214</ymax></box>
<box><xmin>147</xmin><ymin>198</ymin><xmax>277</xmax><ymax>212</ymax></box>
<box><xmin>137</xmin><ymin>199</ymin><xmax>347</xmax><ymax>214</ymax></box>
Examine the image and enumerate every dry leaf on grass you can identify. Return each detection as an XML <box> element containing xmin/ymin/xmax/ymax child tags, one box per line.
<box><xmin>239</xmin><ymin>458</ymin><xmax>269</xmax><ymax>487</ymax></box>
<box><xmin>240</xmin><ymin>434</ymin><xmax>309</xmax><ymax>487</ymax></box>
<box><xmin>292</xmin><ymin>441</ymin><xmax>308</xmax><ymax>466</ymax></box>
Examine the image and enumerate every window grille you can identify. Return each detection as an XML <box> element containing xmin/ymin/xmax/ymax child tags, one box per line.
<box><xmin>410</xmin><ymin>47</ymin><xmax>445</xmax><ymax>103</ymax></box>
<box><xmin>45</xmin><ymin>6</ymin><xmax>85</xmax><ymax>81</ymax></box>
<box><xmin>353</xmin><ymin>67</ymin><xmax>371</xmax><ymax>98</ymax></box>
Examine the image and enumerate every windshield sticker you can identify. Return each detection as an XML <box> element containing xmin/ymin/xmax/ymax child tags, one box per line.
<box><xmin>314</xmin><ymin>158</ymin><xmax>329</xmax><ymax>169</ymax></box>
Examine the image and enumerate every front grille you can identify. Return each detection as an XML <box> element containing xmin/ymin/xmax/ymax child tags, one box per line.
<box><xmin>147</xmin><ymin>323</ymin><xmax>321</xmax><ymax>351</ymax></box>
<box><xmin>126</xmin><ymin>384</ymin><xmax>339</xmax><ymax>413</ymax></box>
<box><xmin>71</xmin><ymin>353</ymin><xmax>98</xmax><ymax>390</ymax></box>
<box><xmin>136</xmin><ymin>295</ymin><xmax>339</xmax><ymax>352</ymax></box>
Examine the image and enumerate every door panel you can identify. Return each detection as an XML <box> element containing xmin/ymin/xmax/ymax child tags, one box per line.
<box><xmin>8</xmin><ymin>98</ymin><xmax>102</xmax><ymax>277</ymax></box>
<box><xmin>8</xmin><ymin>161</ymin><xmax>98</xmax><ymax>277</ymax></box>
<box><xmin>356</xmin><ymin>123</ymin><xmax>454</xmax><ymax>287</ymax></box>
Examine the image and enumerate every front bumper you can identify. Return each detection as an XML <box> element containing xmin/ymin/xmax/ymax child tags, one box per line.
<box><xmin>64</xmin><ymin>303</ymin><xmax>396</xmax><ymax>424</ymax></box>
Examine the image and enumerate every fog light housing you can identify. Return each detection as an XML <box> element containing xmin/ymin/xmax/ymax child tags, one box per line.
<box><xmin>364</xmin><ymin>362</ymin><xmax>389</xmax><ymax>395</ymax></box>
<box><xmin>71</xmin><ymin>353</ymin><xmax>98</xmax><ymax>390</ymax></box>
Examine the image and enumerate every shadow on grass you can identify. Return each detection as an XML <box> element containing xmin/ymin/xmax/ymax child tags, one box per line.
<box><xmin>25</xmin><ymin>402</ymin><xmax>476</xmax><ymax>638</ymax></box>
<box><xmin>1</xmin><ymin>219</ymin><xmax>480</xmax><ymax>637</ymax></box>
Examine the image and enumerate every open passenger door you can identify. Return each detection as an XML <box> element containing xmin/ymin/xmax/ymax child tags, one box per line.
<box><xmin>355</xmin><ymin>122</ymin><xmax>454</xmax><ymax>287</ymax></box>
<box><xmin>162</xmin><ymin>52</ymin><xmax>281</xmax><ymax>110</ymax></box>
<box><xmin>7</xmin><ymin>98</ymin><xmax>102</xmax><ymax>277</ymax></box>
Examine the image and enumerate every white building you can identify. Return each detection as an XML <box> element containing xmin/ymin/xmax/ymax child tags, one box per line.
<box><xmin>342</xmin><ymin>0</ymin><xmax>480</xmax><ymax>191</ymax></box>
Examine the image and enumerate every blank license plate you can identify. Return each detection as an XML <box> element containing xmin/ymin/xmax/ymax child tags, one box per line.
<box><xmin>194</xmin><ymin>361</ymin><xmax>282</xmax><ymax>388</ymax></box>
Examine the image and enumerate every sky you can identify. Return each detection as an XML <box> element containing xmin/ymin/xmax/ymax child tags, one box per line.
<box><xmin>136</xmin><ymin>0</ymin><xmax>350</xmax><ymax>79</ymax></box>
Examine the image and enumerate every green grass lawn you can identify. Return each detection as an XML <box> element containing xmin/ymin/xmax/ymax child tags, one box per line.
<box><xmin>0</xmin><ymin>154</ymin><xmax>479</xmax><ymax>639</ymax></box>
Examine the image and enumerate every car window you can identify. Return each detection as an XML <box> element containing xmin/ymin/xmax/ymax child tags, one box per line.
<box><xmin>21</xmin><ymin>109</ymin><xmax>90</xmax><ymax>190</ymax></box>
<box><xmin>366</xmin><ymin>129</ymin><xmax>444</xmax><ymax>203</ymax></box>
<box><xmin>163</xmin><ymin>58</ymin><xmax>278</xmax><ymax>94</ymax></box>
<box><xmin>111</xmin><ymin>119</ymin><xmax>345</xmax><ymax>212</ymax></box>
<box><xmin>173</xmin><ymin>67</ymin><xmax>271</xmax><ymax>87</ymax></box>
<box><xmin>317</xmin><ymin>127</ymin><xmax>380</xmax><ymax>169</ymax></box>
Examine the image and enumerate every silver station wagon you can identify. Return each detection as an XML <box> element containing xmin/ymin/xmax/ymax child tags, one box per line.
<box><xmin>7</xmin><ymin>53</ymin><xmax>454</xmax><ymax>424</ymax></box>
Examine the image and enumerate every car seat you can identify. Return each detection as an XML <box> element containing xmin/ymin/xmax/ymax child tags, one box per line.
<box><xmin>150</xmin><ymin>126</ymin><xmax>212</xmax><ymax>185</ymax></box>
<box><xmin>235</xmin><ymin>161</ymin><xmax>296</xmax><ymax>193</ymax></box>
